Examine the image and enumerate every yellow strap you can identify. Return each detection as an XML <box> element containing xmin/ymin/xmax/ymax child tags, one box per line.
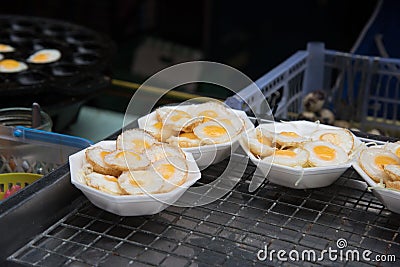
<box><xmin>111</xmin><ymin>79</ymin><xmax>217</xmax><ymax>101</ymax></box>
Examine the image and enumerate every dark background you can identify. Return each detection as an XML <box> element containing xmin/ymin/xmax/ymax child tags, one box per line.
<box><xmin>1</xmin><ymin>0</ymin><xmax>378</xmax><ymax>80</ymax></box>
<box><xmin>1</xmin><ymin>0</ymin><xmax>380</xmax><ymax>118</ymax></box>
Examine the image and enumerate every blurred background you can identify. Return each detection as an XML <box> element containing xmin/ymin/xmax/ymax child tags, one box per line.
<box><xmin>0</xmin><ymin>0</ymin><xmax>383</xmax><ymax>140</ymax></box>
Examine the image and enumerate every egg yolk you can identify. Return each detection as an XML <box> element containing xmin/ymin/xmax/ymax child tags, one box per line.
<box><xmin>280</xmin><ymin>131</ymin><xmax>300</xmax><ymax>138</ymax></box>
<box><xmin>170</xmin><ymin>111</ymin><xmax>190</xmax><ymax>122</ymax></box>
<box><xmin>257</xmin><ymin>135</ymin><xmax>272</xmax><ymax>146</ymax></box>
<box><xmin>320</xmin><ymin>133</ymin><xmax>340</xmax><ymax>146</ymax></box>
<box><xmin>219</xmin><ymin>118</ymin><xmax>232</xmax><ymax>126</ymax></box>
<box><xmin>116</xmin><ymin>151</ymin><xmax>141</xmax><ymax>160</ymax></box>
<box><xmin>275</xmin><ymin>150</ymin><xmax>297</xmax><ymax>157</ymax></box>
<box><xmin>0</xmin><ymin>59</ymin><xmax>20</xmax><ymax>70</ymax></box>
<box><xmin>157</xmin><ymin>164</ymin><xmax>175</xmax><ymax>179</ymax></box>
<box><xmin>395</xmin><ymin>147</ymin><xmax>400</xmax><ymax>158</ymax></box>
<box><xmin>131</xmin><ymin>139</ymin><xmax>150</xmax><ymax>150</ymax></box>
<box><xmin>314</xmin><ymin>145</ymin><xmax>336</xmax><ymax>161</ymax></box>
<box><xmin>0</xmin><ymin>44</ymin><xmax>11</xmax><ymax>51</ymax></box>
<box><xmin>104</xmin><ymin>176</ymin><xmax>118</xmax><ymax>183</ymax></box>
<box><xmin>153</xmin><ymin>121</ymin><xmax>163</xmax><ymax>129</ymax></box>
<box><xmin>129</xmin><ymin>178</ymin><xmax>144</xmax><ymax>187</ymax></box>
<box><xmin>203</xmin><ymin>125</ymin><xmax>227</xmax><ymax>137</ymax></box>
<box><xmin>32</xmin><ymin>53</ymin><xmax>49</xmax><ymax>62</ymax></box>
<box><xmin>179</xmin><ymin>132</ymin><xmax>198</xmax><ymax>139</ymax></box>
<box><xmin>374</xmin><ymin>155</ymin><xmax>398</xmax><ymax>170</ymax></box>
<box><xmin>199</xmin><ymin>110</ymin><xmax>218</xmax><ymax>121</ymax></box>
<box><xmin>100</xmin><ymin>151</ymin><xmax>110</xmax><ymax>160</ymax></box>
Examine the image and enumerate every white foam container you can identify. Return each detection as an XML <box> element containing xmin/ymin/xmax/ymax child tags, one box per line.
<box><xmin>353</xmin><ymin>147</ymin><xmax>400</xmax><ymax>214</ymax></box>
<box><xmin>240</xmin><ymin>120</ymin><xmax>359</xmax><ymax>189</ymax></box>
<box><xmin>69</xmin><ymin>141</ymin><xmax>201</xmax><ymax>216</ymax></box>
<box><xmin>138</xmin><ymin>107</ymin><xmax>254</xmax><ymax>167</ymax></box>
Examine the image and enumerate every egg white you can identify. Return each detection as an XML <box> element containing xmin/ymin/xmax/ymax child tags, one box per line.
<box><xmin>383</xmin><ymin>142</ymin><xmax>400</xmax><ymax>159</ymax></box>
<box><xmin>150</xmin><ymin>156</ymin><xmax>188</xmax><ymax>192</ymax></box>
<box><xmin>383</xmin><ymin>164</ymin><xmax>400</xmax><ymax>182</ymax></box>
<box><xmin>311</xmin><ymin>128</ymin><xmax>354</xmax><ymax>155</ymax></box>
<box><xmin>118</xmin><ymin>170</ymin><xmax>164</xmax><ymax>195</ymax></box>
<box><xmin>0</xmin><ymin>44</ymin><xmax>15</xmax><ymax>53</ymax></box>
<box><xmin>116</xmin><ymin>128</ymin><xmax>157</xmax><ymax>152</ymax></box>
<box><xmin>358</xmin><ymin>147</ymin><xmax>400</xmax><ymax>183</ymax></box>
<box><xmin>85</xmin><ymin>147</ymin><xmax>121</xmax><ymax>177</ymax></box>
<box><xmin>145</xmin><ymin>143</ymin><xmax>186</xmax><ymax>162</ymax></box>
<box><xmin>275</xmin><ymin>130</ymin><xmax>307</xmax><ymax>148</ymax></box>
<box><xmin>166</xmin><ymin>132</ymin><xmax>201</xmax><ymax>148</ymax></box>
<box><xmin>104</xmin><ymin>150</ymin><xmax>150</xmax><ymax>171</ymax></box>
<box><xmin>85</xmin><ymin>172</ymin><xmax>124</xmax><ymax>195</ymax></box>
<box><xmin>193</xmin><ymin>121</ymin><xmax>237</xmax><ymax>144</ymax></box>
<box><xmin>0</xmin><ymin>59</ymin><xmax>28</xmax><ymax>73</ymax></box>
<box><xmin>27</xmin><ymin>49</ymin><xmax>61</xmax><ymax>64</ymax></box>
<box><xmin>245</xmin><ymin>127</ymin><xmax>275</xmax><ymax>157</ymax></box>
<box><xmin>263</xmin><ymin>148</ymin><xmax>309</xmax><ymax>167</ymax></box>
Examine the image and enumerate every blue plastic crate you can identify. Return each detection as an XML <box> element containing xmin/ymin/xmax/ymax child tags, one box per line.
<box><xmin>226</xmin><ymin>42</ymin><xmax>400</xmax><ymax>136</ymax></box>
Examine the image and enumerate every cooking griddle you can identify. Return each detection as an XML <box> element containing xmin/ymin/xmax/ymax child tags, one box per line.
<box><xmin>1</xmin><ymin>121</ymin><xmax>400</xmax><ymax>266</ymax></box>
<box><xmin>0</xmin><ymin>15</ymin><xmax>114</xmax><ymax>97</ymax></box>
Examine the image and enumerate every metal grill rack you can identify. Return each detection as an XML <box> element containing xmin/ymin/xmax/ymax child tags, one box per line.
<box><xmin>8</xmin><ymin>149</ymin><xmax>400</xmax><ymax>267</ymax></box>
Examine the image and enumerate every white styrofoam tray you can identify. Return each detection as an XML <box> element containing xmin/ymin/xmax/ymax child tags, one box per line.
<box><xmin>240</xmin><ymin>120</ymin><xmax>360</xmax><ymax>189</ymax></box>
<box><xmin>69</xmin><ymin>141</ymin><xmax>201</xmax><ymax>216</ymax></box>
<box><xmin>138</xmin><ymin>107</ymin><xmax>254</xmax><ymax>167</ymax></box>
<box><xmin>353</xmin><ymin>146</ymin><xmax>400</xmax><ymax>214</ymax></box>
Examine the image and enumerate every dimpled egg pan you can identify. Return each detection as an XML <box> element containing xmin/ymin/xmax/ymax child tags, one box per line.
<box><xmin>0</xmin><ymin>15</ymin><xmax>114</xmax><ymax>96</ymax></box>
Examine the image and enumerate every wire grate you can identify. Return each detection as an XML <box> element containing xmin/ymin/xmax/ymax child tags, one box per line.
<box><xmin>8</xmin><ymin>150</ymin><xmax>400</xmax><ymax>267</ymax></box>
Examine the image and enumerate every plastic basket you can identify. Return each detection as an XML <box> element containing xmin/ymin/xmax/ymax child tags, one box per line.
<box><xmin>226</xmin><ymin>42</ymin><xmax>400</xmax><ymax>136</ymax></box>
<box><xmin>0</xmin><ymin>125</ymin><xmax>92</xmax><ymax>174</ymax></box>
<box><xmin>0</xmin><ymin>173</ymin><xmax>42</xmax><ymax>199</ymax></box>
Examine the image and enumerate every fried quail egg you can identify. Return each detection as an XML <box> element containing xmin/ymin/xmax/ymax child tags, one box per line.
<box><xmin>190</xmin><ymin>101</ymin><xmax>232</xmax><ymax>121</ymax></box>
<box><xmin>145</xmin><ymin>143</ymin><xmax>185</xmax><ymax>162</ymax></box>
<box><xmin>383</xmin><ymin>164</ymin><xmax>400</xmax><ymax>182</ymax></box>
<box><xmin>27</xmin><ymin>49</ymin><xmax>61</xmax><ymax>64</ymax></box>
<box><xmin>304</xmin><ymin>141</ymin><xmax>348</xmax><ymax>167</ymax></box>
<box><xmin>0</xmin><ymin>59</ymin><xmax>28</xmax><ymax>73</ymax></box>
<box><xmin>116</xmin><ymin>129</ymin><xmax>157</xmax><ymax>152</ymax></box>
<box><xmin>358</xmin><ymin>147</ymin><xmax>400</xmax><ymax>183</ymax></box>
<box><xmin>193</xmin><ymin>121</ymin><xmax>237</xmax><ymax>144</ymax></box>
<box><xmin>85</xmin><ymin>172</ymin><xmax>124</xmax><ymax>195</ymax></box>
<box><xmin>385</xmin><ymin>181</ymin><xmax>400</xmax><ymax>190</ymax></box>
<box><xmin>151</xmin><ymin>157</ymin><xmax>188</xmax><ymax>192</ymax></box>
<box><xmin>104</xmin><ymin>150</ymin><xmax>150</xmax><ymax>171</ymax></box>
<box><xmin>141</xmin><ymin>114</ymin><xmax>177</xmax><ymax>142</ymax></box>
<box><xmin>166</xmin><ymin>132</ymin><xmax>201</xmax><ymax>148</ymax></box>
<box><xmin>85</xmin><ymin>147</ymin><xmax>121</xmax><ymax>177</ymax></box>
<box><xmin>245</xmin><ymin>128</ymin><xmax>275</xmax><ymax>157</ymax></box>
<box><xmin>263</xmin><ymin>148</ymin><xmax>309</xmax><ymax>167</ymax></box>
<box><xmin>0</xmin><ymin>44</ymin><xmax>15</xmax><ymax>53</ymax></box>
<box><xmin>118</xmin><ymin>170</ymin><xmax>164</xmax><ymax>195</ymax></box>
<box><xmin>311</xmin><ymin>128</ymin><xmax>354</xmax><ymax>155</ymax></box>
<box><xmin>275</xmin><ymin>131</ymin><xmax>306</xmax><ymax>148</ymax></box>
<box><xmin>158</xmin><ymin>107</ymin><xmax>202</xmax><ymax>132</ymax></box>
<box><xmin>383</xmin><ymin>142</ymin><xmax>400</xmax><ymax>159</ymax></box>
